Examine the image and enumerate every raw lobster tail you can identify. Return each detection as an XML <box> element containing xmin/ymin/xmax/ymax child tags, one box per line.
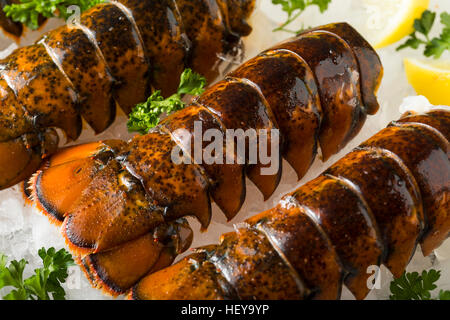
<box><xmin>130</xmin><ymin>109</ymin><xmax>449</xmax><ymax>300</ymax></box>
<box><xmin>0</xmin><ymin>0</ymin><xmax>256</xmax><ymax>190</ymax></box>
<box><xmin>30</xmin><ymin>23</ymin><xmax>382</xmax><ymax>295</ymax></box>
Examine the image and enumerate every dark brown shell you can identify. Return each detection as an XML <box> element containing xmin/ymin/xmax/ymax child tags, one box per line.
<box><xmin>0</xmin><ymin>0</ymin><xmax>255</xmax><ymax>190</ymax></box>
<box><xmin>132</xmin><ymin>110</ymin><xmax>449</xmax><ymax>301</ymax></box>
<box><xmin>32</xmin><ymin>23</ymin><xmax>383</xmax><ymax>296</ymax></box>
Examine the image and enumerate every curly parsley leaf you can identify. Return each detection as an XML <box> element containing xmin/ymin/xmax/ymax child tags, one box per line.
<box><xmin>397</xmin><ymin>10</ymin><xmax>450</xmax><ymax>59</ymax></box>
<box><xmin>0</xmin><ymin>247</ymin><xmax>74</xmax><ymax>300</ymax></box>
<box><xmin>390</xmin><ymin>269</ymin><xmax>450</xmax><ymax>300</ymax></box>
<box><xmin>177</xmin><ymin>68</ymin><xmax>207</xmax><ymax>96</ymax></box>
<box><xmin>3</xmin><ymin>0</ymin><xmax>104</xmax><ymax>30</ymax></box>
<box><xmin>127</xmin><ymin>68</ymin><xmax>206</xmax><ymax>135</ymax></box>
<box><xmin>272</xmin><ymin>0</ymin><xmax>332</xmax><ymax>33</ymax></box>
<box><xmin>442</xmin><ymin>12</ymin><xmax>450</xmax><ymax>28</ymax></box>
<box><xmin>310</xmin><ymin>0</ymin><xmax>331</xmax><ymax>13</ymax></box>
<box><xmin>439</xmin><ymin>289</ymin><xmax>450</xmax><ymax>300</ymax></box>
<box><xmin>414</xmin><ymin>10</ymin><xmax>436</xmax><ymax>36</ymax></box>
<box><xmin>0</xmin><ymin>254</ymin><xmax>28</xmax><ymax>300</ymax></box>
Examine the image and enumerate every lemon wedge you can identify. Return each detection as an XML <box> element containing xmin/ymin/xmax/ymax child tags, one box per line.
<box><xmin>404</xmin><ymin>58</ymin><xmax>450</xmax><ymax>106</ymax></box>
<box><xmin>362</xmin><ymin>0</ymin><xmax>429</xmax><ymax>49</ymax></box>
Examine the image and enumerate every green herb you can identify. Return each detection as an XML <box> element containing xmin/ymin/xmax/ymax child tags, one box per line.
<box><xmin>127</xmin><ymin>68</ymin><xmax>207</xmax><ymax>135</ymax></box>
<box><xmin>272</xmin><ymin>0</ymin><xmax>332</xmax><ymax>33</ymax></box>
<box><xmin>397</xmin><ymin>10</ymin><xmax>450</xmax><ymax>59</ymax></box>
<box><xmin>3</xmin><ymin>0</ymin><xmax>104</xmax><ymax>30</ymax></box>
<box><xmin>0</xmin><ymin>247</ymin><xmax>75</xmax><ymax>300</ymax></box>
<box><xmin>390</xmin><ymin>269</ymin><xmax>450</xmax><ymax>300</ymax></box>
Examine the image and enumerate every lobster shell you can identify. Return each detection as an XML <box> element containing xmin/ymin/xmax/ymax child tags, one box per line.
<box><xmin>30</xmin><ymin>23</ymin><xmax>383</xmax><ymax>295</ymax></box>
<box><xmin>131</xmin><ymin>109</ymin><xmax>449</xmax><ymax>300</ymax></box>
<box><xmin>0</xmin><ymin>0</ymin><xmax>255</xmax><ymax>190</ymax></box>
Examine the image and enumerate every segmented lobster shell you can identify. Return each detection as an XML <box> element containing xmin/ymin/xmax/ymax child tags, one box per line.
<box><xmin>131</xmin><ymin>109</ymin><xmax>449</xmax><ymax>300</ymax></box>
<box><xmin>31</xmin><ymin>23</ymin><xmax>383</xmax><ymax>295</ymax></box>
<box><xmin>0</xmin><ymin>0</ymin><xmax>255</xmax><ymax>190</ymax></box>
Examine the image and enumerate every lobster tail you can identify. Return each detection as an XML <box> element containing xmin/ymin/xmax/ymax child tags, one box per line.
<box><xmin>0</xmin><ymin>0</ymin><xmax>256</xmax><ymax>191</ymax></box>
<box><xmin>33</xmin><ymin>139</ymin><xmax>195</xmax><ymax>295</ymax></box>
<box><xmin>31</xmin><ymin>23</ymin><xmax>383</xmax><ymax>295</ymax></box>
<box><xmin>131</xmin><ymin>108</ymin><xmax>449</xmax><ymax>300</ymax></box>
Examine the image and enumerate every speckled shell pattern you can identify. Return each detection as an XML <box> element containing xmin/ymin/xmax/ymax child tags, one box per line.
<box><xmin>0</xmin><ymin>0</ymin><xmax>255</xmax><ymax>190</ymax></box>
<box><xmin>130</xmin><ymin>109</ymin><xmax>450</xmax><ymax>301</ymax></box>
<box><xmin>31</xmin><ymin>23</ymin><xmax>383</xmax><ymax>296</ymax></box>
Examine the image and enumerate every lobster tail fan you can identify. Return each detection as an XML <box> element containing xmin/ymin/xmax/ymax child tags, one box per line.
<box><xmin>32</xmin><ymin>157</ymin><xmax>98</xmax><ymax>223</ymax></box>
<box><xmin>80</xmin><ymin>219</ymin><xmax>193</xmax><ymax>296</ymax></box>
<box><xmin>30</xmin><ymin>141</ymin><xmax>125</xmax><ymax>223</ymax></box>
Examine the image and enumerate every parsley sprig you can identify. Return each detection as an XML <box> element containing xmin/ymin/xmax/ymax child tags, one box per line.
<box><xmin>390</xmin><ymin>269</ymin><xmax>450</xmax><ymax>300</ymax></box>
<box><xmin>3</xmin><ymin>0</ymin><xmax>104</xmax><ymax>30</ymax></box>
<box><xmin>127</xmin><ymin>69</ymin><xmax>207</xmax><ymax>135</ymax></box>
<box><xmin>272</xmin><ymin>0</ymin><xmax>332</xmax><ymax>33</ymax></box>
<box><xmin>0</xmin><ymin>247</ymin><xmax>74</xmax><ymax>300</ymax></box>
<box><xmin>397</xmin><ymin>10</ymin><xmax>450</xmax><ymax>59</ymax></box>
